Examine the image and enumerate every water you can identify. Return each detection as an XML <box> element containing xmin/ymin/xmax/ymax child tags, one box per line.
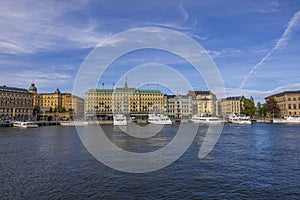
<box><xmin>0</xmin><ymin>123</ymin><xmax>299</xmax><ymax>199</ymax></box>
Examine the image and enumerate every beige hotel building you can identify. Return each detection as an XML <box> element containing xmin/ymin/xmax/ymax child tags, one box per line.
<box><xmin>0</xmin><ymin>85</ymin><xmax>34</xmax><ymax>120</ymax></box>
<box><xmin>265</xmin><ymin>91</ymin><xmax>300</xmax><ymax>117</ymax></box>
<box><xmin>217</xmin><ymin>96</ymin><xmax>243</xmax><ymax>117</ymax></box>
<box><xmin>84</xmin><ymin>82</ymin><xmax>165</xmax><ymax>120</ymax></box>
<box><xmin>29</xmin><ymin>83</ymin><xmax>84</xmax><ymax>119</ymax></box>
<box><xmin>187</xmin><ymin>91</ymin><xmax>217</xmax><ymax>116</ymax></box>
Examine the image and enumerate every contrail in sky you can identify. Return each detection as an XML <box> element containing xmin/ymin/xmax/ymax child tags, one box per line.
<box><xmin>239</xmin><ymin>10</ymin><xmax>300</xmax><ymax>89</ymax></box>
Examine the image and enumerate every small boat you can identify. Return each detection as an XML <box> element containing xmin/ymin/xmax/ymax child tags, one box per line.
<box><xmin>190</xmin><ymin>115</ymin><xmax>222</xmax><ymax>124</ymax></box>
<box><xmin>148</xmin><ymin>114</ymin><xmax>172</xmax><ymax>125</ymax></box>
<box><xmin>60</xmin><ymin>120</ymin><xmax>88</xmax><ymax>126</ymax></box>
<box><xmin>113</xmin><ymin>114</ymin><xmax>127</xmax><ymax>126</ymax></box>
<box><xmin>1</xmin><ymin>120</ymin><xmax>12</xmax><ymax>127</ymax></box>
<box><xmin>273</xmin><ymin>116</ymin><xmax>300</xmax><ymax>124</ymax></box>
<box><xmin>130</xmin><ymin>116</ymin><xmax>138</xmax><ymax>123</ymax></box>
<box><xmin>13</xmin><ymin>121</ymin><xmax>39</xmax><ymax>128</ymax></box>
<box><xmin>228</xmin><ymin>113</ymin><xmax>251</xmax><ymax>124</ymax></box>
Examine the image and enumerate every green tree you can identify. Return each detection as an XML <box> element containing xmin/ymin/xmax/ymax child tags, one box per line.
<box><xmin>33</xmin><ymin>106</ymin><xmax>40</xmax><ymax>116</ymax></box>
<box><xmin>57</xmin><ymin>106</ymin><xmax>66</xmax><ymax>113</ymax></box>
<box><xmin>243</xmin><ymin>98</ymin><xmax>256</xmax><ymax>117</ymax></box>
<box><xmin>256</xmin><ymin>102</ymin><xmax>266</xmax><ymax>118</ymax></box>
<box><xmin>265</xmin><ymin>97</ymin><xmax>280</xmax><ymax>117</ymax></box>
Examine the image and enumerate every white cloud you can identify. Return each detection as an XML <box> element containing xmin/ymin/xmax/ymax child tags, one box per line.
<box><xmin>258</xmin><ymin>1</ymin><xmax>279</xmax><ymax>13</ymax></box>
<box><xmin>179</xmin><ymin>3</ymin><xmax>189</xmax><ymax>22</ymax></box>
<box><xmin>0</xmin><ymin>0</ymin><xmax>108</xmax><ymax>54</ymax></box>
<box><xmin>0</xmin><ymin>41</ymin><xmax>28</xmax><ymax>54</ymax></box>
<box><xmin>225</xmin><ymin>82</ymin><xmax>300</xmax><ymax>102</ymax></box>
<box><xmin>0</xmin><ymin>68</ymin><xmax>73</xmax><ymax>91</ymax></box>
<box><xmin>240</xmin><ymin>10</ymin><xmax>300</xmax><ymax>89</ymax></box>
<box><xmin>207</xmin><ymin>48</ymin><xmax>243</xmax><ymax>58</ymax></box>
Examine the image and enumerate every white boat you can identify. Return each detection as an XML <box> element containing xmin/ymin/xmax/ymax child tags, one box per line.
<box><xmin>190</xmin><ymin>115</ymin><xmax>222</xmax><ymax>124</ymax></box>
<box><xmin>273</xmin><ymin>116</ymin><xmax>300</xmax><ymax>124</ymax></box>
<box><xmin>130</xmin><ymin>116</ymin><xmax>138</xmax><ymax>123</ymax></box>
<box><xmin>228</xmin><ymin>114</ymin><xmax>252</xmax><ymax>124</ymax></box>
<box><xmin>13</xmin><ymin>121</ymin><xmax>39</xmax><ymax>128</ymax></box>
<box><xmin>60</xmin><ymin>120</ymin><xmax>88</xmax><ymax>126</ymax></box>
<box><xmin>148</xmin><ymin>114</ymin><xmax>172</xmax><ymax>125</ymax></box>
<box><xmin>113</xmin><ymin>114</ymin><xmax>127</xmax><ymax>126</ymax></box>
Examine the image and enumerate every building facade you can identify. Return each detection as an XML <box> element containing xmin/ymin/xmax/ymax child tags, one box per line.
<box><xmin>62</xmin><ymin>93</ymin><xmax>72</xmax><ymax>112</ymax></box>
<box><xmin>84</xmin><ymin>83</ymin><xmax>165</xmax><ymax>120</ymax></box>
<box><xmin>0</xmin><ymin>85</ymin><xmax>34</xmax><ymax>120</ymax></box>
<box><xmin>166</xmin><ymin>94</ymin><xmax>193</xmax><ymax>119</ymax></box>
<box><xmin>31</xmin><ymin>88</ymin><xmax>62</xmax><ymax>112</ymax></box>
<box><xmin>29</xmin><ymin>83</ymin><xmax>84</xmax><ymax>119</ymax></box>
<box><xmin>217</xmin><ymin>96</ymin><xmax>243</xmax><ymax>117</ymax></box>
<box><xmin>187</xmin><ymin>91</ymin><xmax>217</xmax><ymax>116</ymax></box>
<box><xmin>265</xmin><ymin>91</ymin><xmax>300</xmax><ymax>117</ymax></box>
<box><xmin>71</xmin><ymin>95</ymin><xmax>85</xmax><ymax>119</ymax></box>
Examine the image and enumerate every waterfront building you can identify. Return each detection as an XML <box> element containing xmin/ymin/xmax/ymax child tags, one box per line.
<box><xmin>71</xmin><ymin>95</ymin><xmax>85</xmax><ymax>119</ymax></box>
<box><xmin>84</xmin><ymin>81</ymin><xmax>165</xmax><ymax>120</ymax></box>
<box><xmin>61</xmin><ymin>93</ymin><xmax>84</xmax><ymax>119</ymax></box>
<box><xmin>29</xmin><ymin>85</ymin><xmax>62</xmax><ymax>112</ymax></box>
<box><xmin>0</xmin><ymin>85</ymin><xmax>34</xmax><ymax>120</ymax></box>
<box><xmin>265</xmin><ymin>91</ymin><xmax>300</xmax><ymax>117</ymax></box>
<box><xmin>166</xmin><ymin>94</ymin><xmax>193</xmax><ymax>119</ymax></box>
<box><xmin>62</xmin><ymin>93</ymin><xmax>72</xmax><ymax>112</ymax></box>
<box><xmin>217</xmin><ymin>96</ymin><xmax>243</xmax><ymax>117</ymax></box>
<box><xmin>187</xmin><ymin>91</ymin><xmax>217</xmax><ymax>116</ymax></box>
<box><xmin>29</xmin><ymin>83</ymin><xmax>84</xmax><ymax>119</ymax></box>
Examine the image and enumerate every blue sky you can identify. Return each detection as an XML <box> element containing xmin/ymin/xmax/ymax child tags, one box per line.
<box><xmin>0</xmin><ymin>0</ymin><xmax>300</xmax><ymax>103</ymax></box>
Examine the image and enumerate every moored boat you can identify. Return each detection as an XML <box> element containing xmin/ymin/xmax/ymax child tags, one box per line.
<box><xmin>113</xmin><ymin>114</ymin><xmax>127</xmax><ymax>126</ymax></box>
<box><xmin>148</xmin><ymin>114</ymin><xmax>172</xmax><ymax>125</ymax></box>
<box><xmin>228</xmin><ymin>114</ymin><xmax>251</xmax><ymax>124</ymax></box>
<box><xmin>273</xmin><ymin>116</ymin><xmax>300</xmax><ymax>124</ymax></box>
<box><xmin>190</xmin><ymin>115</ymin><xmax>222</xmax><ymax>124</ymax></box>
<box><xmin>60</xmin><ymin>120</ymin><xmax>88</xmax><ymax>126</ymax></box>
<box><xmin>13</xmin><ymin>121</ymin><xmax>39</xmax><ymax>128</ymax></box>
<box><xmin>1</xmin><ymin>120</ymin><xmax>12</xmax><ymax>127</ymax></box>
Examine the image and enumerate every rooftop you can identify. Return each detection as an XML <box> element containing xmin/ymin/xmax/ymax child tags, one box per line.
<box><xmin>265</xmin><ymin>90</ymin><xmax>300</xmax><ymax>99</ymax></box>
<box><xmin>86</xmin><ymin>88</ymin><xmax>163</xmax><ymax>94</ymax></box>
<box><xmin>0</xmin><ymin>85</ymin><xmax>29</xmax><ymax>92</ymax></box>
<box><xmin>187</xmin><ymin>91</ymin><xmax>215</xmax><ymax>96</ymax></box>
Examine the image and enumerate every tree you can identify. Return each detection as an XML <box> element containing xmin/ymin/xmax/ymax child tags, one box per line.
<box><xmin>243</xmin><ymin>98</ymin><xmax>256</xmax><ymax>117</ymax></box>
<box><xmin>57</xmin><ymin>106</ymin><xmax>66</xmax><ymax>113</ymax></box>
<box><xmin>33</xmin><ymin>106</ymin><xmax>40</xmax><ymax>116</ymax></box>
<box><xmin>256</xmin><ymin>102</ymin><xmax>266</xmax><ymax>118</ymax></box>
<box><xmin>265</xmin><ymin>97</ymin><xmax>280</xmax><ymax>117</ymax></box>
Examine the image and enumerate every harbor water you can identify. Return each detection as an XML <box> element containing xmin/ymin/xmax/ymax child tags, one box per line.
<box><xmin>0</xmin><ymin>123</ymin><xmax>299</xmax><ymax>199</ymax></box>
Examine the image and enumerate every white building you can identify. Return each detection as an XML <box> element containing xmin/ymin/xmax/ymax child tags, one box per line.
<box><xmin>166</xmin><ymin>94</ymin><xmax>193</xmax><ymax>119</ymax></box>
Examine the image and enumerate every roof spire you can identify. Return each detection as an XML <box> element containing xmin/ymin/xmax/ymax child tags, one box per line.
<box><xmin>29</xmin><ymin>79</ymin><xmax>37</xmax><ymax>93</ymax></box>
<box><xmin>124</xmin><ymin>77</ymin><xmax>128</xmax><ymax>89</ymax></box>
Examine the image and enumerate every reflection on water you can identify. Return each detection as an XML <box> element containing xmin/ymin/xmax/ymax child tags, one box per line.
<box><xmin>253</xmin><ymin>124</ymin><xmax>271</xmax><ymax>155</ymax></box>
<box><xmin>108</xmin><ymin>124</ymin><xmax>174</xmax><ymax>152</ymax></box>
<box><xmin>0</xmin><ymin>123</ymin><xmax>299</xmax><ymax>199</ymax></box>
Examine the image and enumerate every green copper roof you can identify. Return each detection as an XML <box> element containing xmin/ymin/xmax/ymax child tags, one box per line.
<box><xmin>86</xmin><ymin>88</ymin><xmax>163</xmax><ymax>94</ymax></box>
